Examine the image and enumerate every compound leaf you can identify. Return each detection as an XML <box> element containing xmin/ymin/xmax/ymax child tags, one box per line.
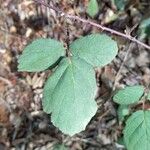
<box><xmin>124</xmin><ymin>110</ymin><xmax>150</xmax><ymax>150</ymax></box>
<box><xmin>70</xmin><ymin>34</ymin><xmax>118</xmax><ymax>67</ymax></box>
<box><xmin>113</xmin><ymin>85</ymin><xmax>144</xmax><ymax>105</ymax></box>
<box><xmin>18</xmin><ymin>38</ymin><xmax>65</xmax><ymax>72</ymax></box>
<box><xmin>87</xmin><ymin>0</ymin><xmax>99</xmax><ymax>18</ymax></box>
<box><xmin>43</xmin><ymin>57</ymin><xmax>97</xmax><ymax>135</ymax></box>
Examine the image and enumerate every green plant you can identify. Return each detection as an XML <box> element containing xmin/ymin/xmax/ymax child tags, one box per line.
<box><xmin>87</xmin><ymin>0</ymin><xmax>99</xmax><ymax>18</ymax></box>
<box><xmin>113</xmin><ymin>85</ymin><xmax>150</xmax><ymax>150</ymax></box>
<box><xmin>18</xmin><ymin>33</ymin><xmax>118</xmax><ymax>135</ymax></box>
<box><xmin>53</xmin><ymin>144</ymin><xmax>68</xmax><ymax>150</ymax></box>
<box><xmin>138</xmin><ymin>18</ymin><xmax>150</xmax><ymax>39</ymax></box>
<box><xmin>111</xmin><ymin>0</ymin><xmax>126</xmax><ymax>11</ymax></box>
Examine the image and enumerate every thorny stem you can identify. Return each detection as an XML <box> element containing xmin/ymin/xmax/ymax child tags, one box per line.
<box><xmin>33</xmin><ymin>0</ymin><xmax>150</xmax><ymax>50</ymax></box>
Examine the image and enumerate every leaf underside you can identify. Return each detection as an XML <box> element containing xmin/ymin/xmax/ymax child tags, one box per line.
<box><xmin>113</xmin><ymin>85</ymin><xmax>144</xmax><ymax>105</ymax></box>
<box><xmin>43</xmin><ymin>57</ymin><xmax>97</xmax><ymax>135</ymax></box>
<box><xmin>124</xmin><ymin>110</ymin><xmax>150</xmax><ymax>150</ymax></box>
<box><xmin>70</xmin><ymin>34</ymin><xmax>118</xmax><ymax>67</ymax></box>
<box><xmin>18</xmin><ymin>38</ymin><xmax>65</xmax><ymax>72</ymax></box>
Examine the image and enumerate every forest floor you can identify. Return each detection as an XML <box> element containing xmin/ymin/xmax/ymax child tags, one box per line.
<box><xmin>0</xmin><ymin>0</ymin><xmax>150</xmax><ymax>150</ymax></box>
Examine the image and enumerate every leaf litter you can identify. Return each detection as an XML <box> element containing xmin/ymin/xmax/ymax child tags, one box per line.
<box><xmin>0</xmin><ymin>0</ymin><xmax>150</xmax><ymax>149</ymax></box>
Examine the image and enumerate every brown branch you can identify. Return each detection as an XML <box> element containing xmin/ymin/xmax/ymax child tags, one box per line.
<box><xmin>33</xmin><ymin>0</ymin><xmax>150</xmax><ymax>50</ymax></box>
<box><xmin>112</xmin><ymin>43</ymin><xmax>134</xmax><ymax>91</ymax></box>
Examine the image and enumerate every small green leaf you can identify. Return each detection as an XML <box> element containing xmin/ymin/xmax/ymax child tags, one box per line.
<box><xmin>43</xmin><ymin>57</ymin><xmax>97</xmax><ymax>135</ymax></box>
<box><xmin>113</xmin><ymin>85</ymin><xmax>144</xmax><ymax>105</ymax></box>
<box><xmin>113</xmin><ymin>0</ymin><xmax>126</xmax><ymax>11</ymax></box>
<box><xmin>53</xmin><ymin>144</ymin><xmax>68</xmax><ymax>150</ymax></box>
<box><xmin>87</xmin><ymin>0</ymin><xmax>99</xmax><ymax>18</ymax></box>
<box><xmin>124</xmin><ymin>110</ymin><xmax>150</xmax><ymax>150</ymax></box>
<box><xmin>117</xmin><ymin>136</ymin><xmax>125</xmax><ymax>147</ymax></box>
<box><xmin>138</xmin><ymin>18</ymin><xmax>150</xmax><ymax>39</ymax></box>
<box><xmin>117</xmin><ymin>105</ymin><xmax>129</xmax><ymax>121</ymax></box>
<box><xmin>18</xmin><ymin>38</ymin><xmax>65</xmax><ymax>72</ymax></box>
<box><xmin>70</xmin><ymin>34</ymin><xmax>118</xmax><ymax>67</ymax></box>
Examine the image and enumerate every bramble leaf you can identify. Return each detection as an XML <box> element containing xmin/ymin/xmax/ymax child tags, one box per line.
<box><xmin>53</xmin><ymin>144</ymin><xmax>68</xmax><ymax>150</ymax></box>
<box><xmin>124</xmin><ymin>110</ymin><xmax>150</xmax><ymax>150</ymax></box>
<box><xmin>18</xmin><ymin>38</ymin><xmax>65</xmax><ymax>72</ymax></box>
<box><xmin>113</xmin><ymin>0</ymin><xmax>126</xmax><ymax>11</ymax></box>
<box><xmin>43</xmin><ymin>57</ymin><xmax>97</xmax><ymax>135</ymax></box>
<box><xmin>70</xmin><ymin>34</ymin><xmax>118</xmax><ymax>67</ymax></box>
<box><xmin>113</xmin><ymin>85</ymin><xmax>144</xmax><ymax>105</ymax></box>
<box><xmin>117</xmin><ymin>105</ymin><xmax>129</xmax><ymax>121</ymax></box>
<box><xmin>138</xmin><ymin>18</ymin><xmax>150</xmax><ymax>39</ymax></box>
<box><xmin>87</xmin><ymin>0</ymin><xmax>99</xmax><ymax>18</ymax></box>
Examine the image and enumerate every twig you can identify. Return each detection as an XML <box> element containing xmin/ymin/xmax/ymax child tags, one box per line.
<box><xmin>112</xmin><ymin>43</ymin><xmax>134</xmax><ymax>91</ymax></box>
<box><xmin>33</xmin><ymin>0</ymin><xmax>150</xmax><ymax>50</ymax></box>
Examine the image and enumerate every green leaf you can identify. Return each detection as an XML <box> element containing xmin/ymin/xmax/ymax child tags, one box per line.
<box><xmin>117</xmin><ymin>136</ymin><xmax>125</xmax><ymax>147</ymax></box>
<box><xmin>53</xmin><ymin>144</ymin><xmax>68</xmax><ymax>150</ymax></box>
<box><xmin>117</xmin><ymin>105</ymin><xmax>129</xmax><ymax>121</ymax></box>
<box><xmin>87</xmin><ymin>0</ymin><xmax>99</xmax><ymax>18</ymax></box>
<box><xmin>18</xmin><ymin>38</ymin><xmax>65</xmax><ymax>72</ymax></box>
<box><xmin>138</xmin><ymin>18</ymin><xmax>150</xmax><ymax>39</ymax></box>
<box><xmin>113</xmin><ymin>0</ymin><xmax>126</xmax><ymax>11</ymax></box>
<box><xmin>124</xmin><ymin>110</ymin><xmax>150</xmax><ymax>150</ymax></box>
<box><xmin>43</xmin><ymin>57</ymin><xmax>97</xmax><ymax>135</ymax></box>
<box><xmin>113</xmin><ymin>85</ymin><xmax>144</xmax><ymax>105</ymax></box>
<box><xmin>70</xmin><ymin>34</ymin><xmax>118</xmax><ymax>67</ymax></box>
